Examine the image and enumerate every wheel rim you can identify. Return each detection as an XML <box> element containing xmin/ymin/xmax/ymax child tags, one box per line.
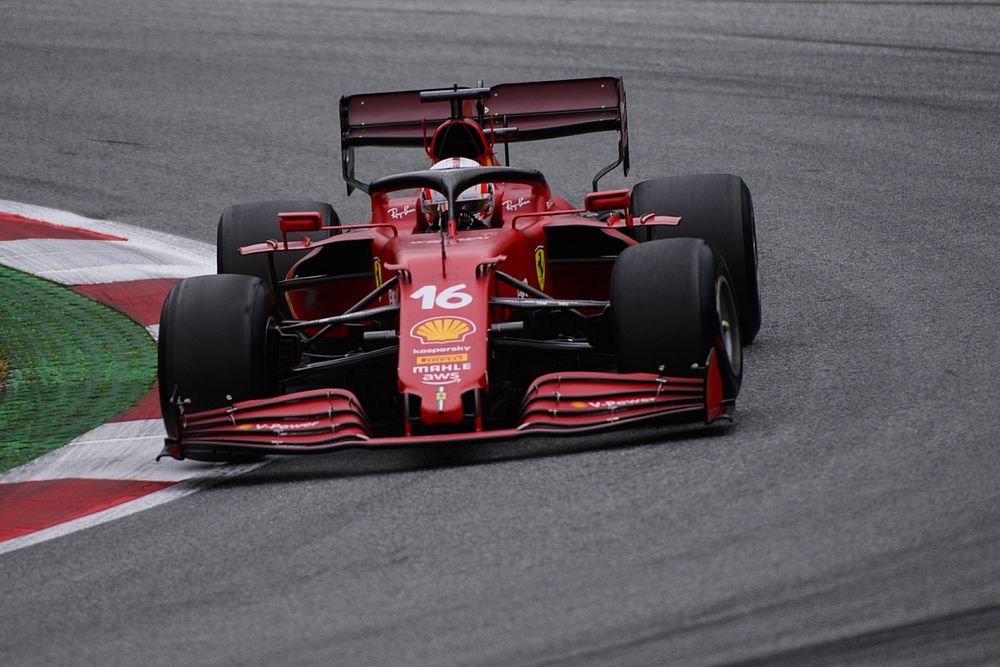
<box><xmin>716</xmin><ymin>275</ymin><xmax>742</xmax><ymax>376</ymax></box>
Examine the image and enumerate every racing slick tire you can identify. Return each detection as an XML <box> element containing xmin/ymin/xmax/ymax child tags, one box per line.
<box><xmin>611</xmin><ymin>238</ymin><xmax>742</xmax><ymax>399</ymax></box>
<box><xmin>630</xmin><ymin>174</ymin><xmax>760</xmax><ymax>345</ymax></box>
<box><xmin>217</xmin><ymin>199</ymin><xmax>339</xmax><ymax>282</ymax></box>
<box><xmin>158</xmin><ymin>274</ymin><xmax>275</xmax><ymax>462</ymax></box>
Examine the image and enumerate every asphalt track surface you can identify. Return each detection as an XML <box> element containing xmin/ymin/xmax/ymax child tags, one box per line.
<box><xmin>2</xmin><ymin>1</ymin><xmax>1000</xmax><ymax>664</ymax></box>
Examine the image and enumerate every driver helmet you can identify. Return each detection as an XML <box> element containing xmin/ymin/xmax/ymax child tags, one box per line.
<box><xmin>421</xmin><ymin>157</ymin><xmax>495</xmax><ymax>231</ymax></box>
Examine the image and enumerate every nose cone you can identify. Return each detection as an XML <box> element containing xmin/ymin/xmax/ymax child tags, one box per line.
<box><xmin>403</xmin><ymin>312</ymin><xmax>485</xmax><ymax>426</ymax></box>
<box><xmin>394</xmin><ymin>232</ymin><xmax>506</xmax><ymax>430</ymax></box>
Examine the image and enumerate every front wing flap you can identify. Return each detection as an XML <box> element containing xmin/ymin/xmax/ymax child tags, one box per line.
<box><xmin>518</xmin><ymin>372</ymin><xmax>710</xmax><ymax>430</ymax></box>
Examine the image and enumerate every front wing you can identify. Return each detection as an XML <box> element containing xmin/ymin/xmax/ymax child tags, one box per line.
<box><xmin>158</xmin><ymin>352</ymin><xmax>727</xmax><ymax>460</ymax></box>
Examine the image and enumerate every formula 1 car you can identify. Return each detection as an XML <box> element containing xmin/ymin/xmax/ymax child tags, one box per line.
<box><xmin>157</xmin><ymin>76</ymin><xmax>760</xmax><ymax>461</ymax></box>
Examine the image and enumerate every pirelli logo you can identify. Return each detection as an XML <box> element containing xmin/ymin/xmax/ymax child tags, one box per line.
<box><xmin>415</xmin><ymin>353</ymin><xmax>468</xmax><ymax>365</ymax></box>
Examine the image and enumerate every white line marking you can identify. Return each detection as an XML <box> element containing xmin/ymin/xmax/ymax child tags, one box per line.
<box><xmin>0</xmin><ymin>420</ymin><xmax>264</xmax><ymax>483</ymax></box>
<box><xmin>0</xmin><ymin>199</ymin><xmax>215</xmax><ymax>262</ymax></box>
<box><xmin>0</xmin><ymin>238</ymin><xmax>213</xmax><ymax>284</ymax></box>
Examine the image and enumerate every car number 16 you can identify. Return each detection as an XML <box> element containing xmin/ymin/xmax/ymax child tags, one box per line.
<box><xmin>410</xmin><ymin>284</ymin><xmax>473</xmax><ymax>310</ymax></box>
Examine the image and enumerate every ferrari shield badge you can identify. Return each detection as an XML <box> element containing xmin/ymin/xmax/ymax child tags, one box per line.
<box><xmin>534</xmin><ymin>245</ymin><xmax>546</xmax><ymax>290</ymax></box>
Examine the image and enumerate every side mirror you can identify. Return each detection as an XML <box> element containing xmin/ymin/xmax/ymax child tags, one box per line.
<box><xmin>278</xmin><ymin>211</ymin><xmax>323</xmax><ymax>234</ymax></box>
<box><xmin>584</xmin><ymin>189</ymin><xmax>630</xmax><ymax>213</ymax></box>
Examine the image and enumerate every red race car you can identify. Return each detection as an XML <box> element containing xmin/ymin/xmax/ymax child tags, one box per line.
<box><xmin>157</xmin><ymin>77</ymin><xmax>760</xmax><ymax>461</ymax></box>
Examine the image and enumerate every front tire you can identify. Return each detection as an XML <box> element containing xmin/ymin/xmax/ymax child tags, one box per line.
<box><xmin>158</xmin><ymin>274</ymin><xmax>275</xmax><ymax>461</ymax></box>
<box><xmin>611</xmin><ymin>238</ymin><xmax>742</xmax><ymax>399</ymax></box>
<box><xmin>631</xmin><ymin>174</ymin><xmax>760</xmax><ymax>345</ymax></box>
<box><xmin>217</xmin><ymin>199</ymin><xmax>339</xmax><ymax>282</ymax></box>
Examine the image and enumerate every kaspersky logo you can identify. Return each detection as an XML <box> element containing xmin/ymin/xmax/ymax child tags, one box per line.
<box><xmin>410</xmin><ymin>316</ymin><xmax>476</xmax><ymax>344</ymax></box>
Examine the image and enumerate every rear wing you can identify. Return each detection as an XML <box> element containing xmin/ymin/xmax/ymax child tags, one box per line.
<box><xmin>339</xmin><ymin>76</ymin><xmax>629</xmax><ymax>195</ymax></box>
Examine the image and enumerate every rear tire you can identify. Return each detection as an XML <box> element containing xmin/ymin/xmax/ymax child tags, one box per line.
<box><xmin>217</xmin><ymin>200</ymin><xmax>339</xmax><ymax>282</ymax></box>
<box><xmin>631</xmin><ymin>174</ymin><xmax>760</xmax><ymax>344</ymax></box>
<box><xmin>158</xmin><ymin>274</ymin><xmax>275</xmax><ymax>461</ymax></box>
<box><xmin>611</xmin><ymin>238</ymin><xmax>742</xmax><ymax>399</ymax></box>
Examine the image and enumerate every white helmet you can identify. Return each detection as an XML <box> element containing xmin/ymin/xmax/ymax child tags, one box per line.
<box><xmin>421</xmin><ymin>157</ymin><xmax>495</xmax><ymax>231</ymax></box>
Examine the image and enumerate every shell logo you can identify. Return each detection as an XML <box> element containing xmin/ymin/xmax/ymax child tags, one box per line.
<box><xmin>410</xmin><ymin>317</ymin><xmax>476</xmax><ymax>343</ymax></box>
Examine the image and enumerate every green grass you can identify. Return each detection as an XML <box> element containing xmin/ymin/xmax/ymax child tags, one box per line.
<box><xmin>0</xmin><ymin>348</ymin><xmax>8</xmax><ymax>392</ymax></box>
<box><xmin>0</xmin><ymin>264</ymin><xmax>157</xmax><ymax>472</ymax></box>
